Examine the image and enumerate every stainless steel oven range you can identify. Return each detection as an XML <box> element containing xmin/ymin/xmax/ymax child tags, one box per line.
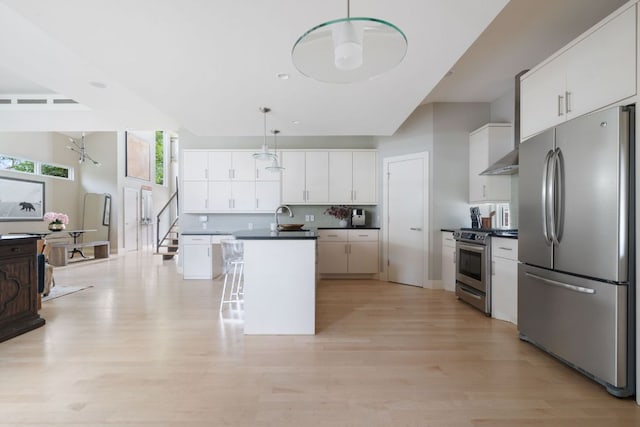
<box><xmin>453</xmin><ymin>229</ymin><xmax>491</xmax><ymax>315</ymax></box>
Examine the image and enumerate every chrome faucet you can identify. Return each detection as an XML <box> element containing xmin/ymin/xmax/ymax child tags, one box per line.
<box><xmin>274</xmin><ymin>204</ymin><xmax>293</xmax><ymax>229</ymax></box>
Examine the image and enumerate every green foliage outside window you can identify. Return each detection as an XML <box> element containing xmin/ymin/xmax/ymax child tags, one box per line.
<box><xmin>41</xmin><ymin>164</ymin><xmax>69</xmax><ymax>178</ymax></box>
<box><xmin>0</xmin><ymin>156</ymin><xmax>35</xmax><ymax>173</ymax></box>
<box><xmin>155</xmin><ymin>131</ymin><xmax>164</xmax><ymax>185</ymax></box>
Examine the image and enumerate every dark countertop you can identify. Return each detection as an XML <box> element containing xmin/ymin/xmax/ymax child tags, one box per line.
<box><xmin>181</xmin><ymin>230</ymin><xmax>236</xmax><ymax>236</ymax></box>
<box><xmin>234</xmin><ymin>229</ymin><xmax>318</xmax><ymax>240</ymax></box>
<box><xmin>440</xmin><ymin>228</ymin><xmax>456</xmax><ymax>233</ymax></box>
<box><xmin>317</xmin><ymin>227</ymin><xmax>380</xmax><ymax>230</ymax></box>
<box><xmin>440</xmin><ymin>228</ymin><xmax>518</xmax><ymax>238</ymax></box>
<box><xmin>491</xmin><ymin>231</ymin><xmax>518</xmax><ymax>239</ymax></box>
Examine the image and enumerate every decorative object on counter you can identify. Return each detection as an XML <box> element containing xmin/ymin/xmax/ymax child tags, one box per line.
<box><xmin>470</xmin><ymin>207</ymin><xmax>481</xmax><ymax>228</ymax></box>
<box><xmin>266</xmin><ymin>129</ymin><xmax>285</xmax><ymax>172</ymax></box>
<box><xmin>67</xmin><ymin>132</ymin><xmax>100</xmax><ymax>165</ymax></box>
<box><xmin>291</xmin><ymin>0</ymin><xmax>407</xmax><ymax>84</ymax></box>
<box><xmin>44</xmin><ymin>211</ymin><xmax>69</xmax><ymax>231</ymax></box>
<box><xmin>277</xmin><ymin>223</ymin><xmax>305</xmax><ymax>231</ymax></box>
<box><xmin>324</xmin><ymin>205</ymin><xmax>350</xmax><ymax>227</ymax></box>
<box><xmin>253</xmin><ymin>107</ymin><xmax>277</xmax><ymax>161</ymax></box>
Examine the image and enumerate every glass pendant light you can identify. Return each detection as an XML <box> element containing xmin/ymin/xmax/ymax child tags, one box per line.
<box><xmin>292</xmin><ymin>0</ymin><xmax>407</xmax><ymax>83</ymax></box>
<box><xmin>253</xmin><ymin>107</ymin><xmax>277</xmax><ymax>161</ymax></box>
<box><xmin>266</xmin><ymin>129</ymin><xmax>285</xmax><ymax>173</ymax></box>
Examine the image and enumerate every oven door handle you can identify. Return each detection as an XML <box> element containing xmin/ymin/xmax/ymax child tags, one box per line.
<box><xmin>456</xmin><ymin>243</ymin><xmax>485</xmax><ymax>254</ymax></box>
<box><xmin>457</xmin><ymin>286</ymin><xmax>482</xmax><ymax>300</ymax></box>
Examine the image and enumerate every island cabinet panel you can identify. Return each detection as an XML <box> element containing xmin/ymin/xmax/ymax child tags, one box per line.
<box><xmin>0</xmin><ymin>237</ymin><xmax>45</xmax><ymax>343</ymax></box>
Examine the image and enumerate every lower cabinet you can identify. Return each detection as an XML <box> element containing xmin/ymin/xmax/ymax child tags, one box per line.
<box><xmin>317</xmin><ymin>229</ymin><xmax>379</xmax><ymax>275</ymax></box>
<box><xmin>441</xmin><ymin>232</ymin><xmax>456</xmax><ymax>292</ymax></box>
<box><xmin>182</xmin><ymin>235</ymin><xmax>212</xmax><ymax>279</ymax></box>
<box><xmin>491</xmin><ymin>237</ymin><xmax>518</xmax><ymax>325</ymax></box>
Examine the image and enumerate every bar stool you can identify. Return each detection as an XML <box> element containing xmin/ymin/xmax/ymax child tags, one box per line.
<box><xmin>219</xmin><ymin>239</ymin><xmax>244</xmax><ymax>312</ymax></box>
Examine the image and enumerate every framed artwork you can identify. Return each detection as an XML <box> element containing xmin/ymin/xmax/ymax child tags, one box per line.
<box><xmin>125</xmin><ymin>132</ymin><xmax>150</xmax><ymax>181</ymax></box>
<box><xmin>0</xmin><ymin>176</ymin><xmax>45</xmax><ymax>221</ymax></box>
<box><xmin>102</xmin><ymin>194</ymin><xmax>111</xmax><ymax>226</ymax></box>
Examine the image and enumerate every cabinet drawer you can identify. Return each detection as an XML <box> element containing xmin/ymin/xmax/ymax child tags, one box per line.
<box><xmin>442</xmin><ymin>232</ymin><xmax>455</xmax><ymax>248</ymax></box>
<box><xmin>317</xmin><ymin>230</ymin><xmax>348</xmax><ymax>241</ymax></box>
<box><xmin>0</xmin><ymin>240</ymin><xmax>35</xmax><ymax>258</ymax></box>
<box><xmin>492</xmin><ymin>238</ymin><xmax>518</xmax><ymax>260</ymax></box>
<box><xmin>182</xmin><ymin>235</ymin><xmax>212</xmax><ymax>244</ymax></box>
<box><xmin>348</xmin><ymin>230</ymin><xmax>378</xmax><ymax>242</ymax></box>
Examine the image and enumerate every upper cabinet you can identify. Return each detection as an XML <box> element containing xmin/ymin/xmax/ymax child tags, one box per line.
<box><xmin>520</xmin><ymin>4</ymin><xmax>636</xmax><ymax>140</ymax></box>
<box><xmin>469</xmin><ymin>124</ymin><xmax>512</xmax><ymax>203</ymax></box>
<box><xmin>281</xmin><ymin>151</ymin><xmax>329</xmax><ymax>204</ymax></box>
<box><xmin>329</xmin><ymin>151</ymin><xmax>377</xmax><ymax>205</ymax></box>
<box><xmin>281</xmin><ymin>150</ymin><xmax>377</xmax><ymax>205</ymax></box>
<box><xmin>182</xmin><ymin>150</ymin><xmax>280</xmax><ymax>213</ymax></box>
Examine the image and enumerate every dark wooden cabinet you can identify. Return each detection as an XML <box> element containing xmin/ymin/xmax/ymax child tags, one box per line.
<box><xmin>0</xmin><ymin>236</ymin><xmax>45</xmax><ymax>342</ymax></box>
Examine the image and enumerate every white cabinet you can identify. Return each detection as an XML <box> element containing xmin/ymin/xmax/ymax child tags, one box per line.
<box><xmin>441</xmin><ymin>232</ymin><xmax>456</xmax><ymax>292</ymax></box>
<box><xmin>520</xmin><ymin>4</ymin><xmax>636</xmax><ymax>140</ymax></box>
<box><xmin>329</xmin><ymin>151</ymin><xmax>377</xmax><ymax>204</ymax></box>
<box><xmin>182</xmin><ymin>150</ymin><xmax>281</xmax><ymax>213</ymax></box>
<box><xmin>281</xmin><ymin>151</ymin><xmax>329</xmax><ymax>204</ymax></box>
<box><xmin>491</xmin><ymin>237</ymin><xmax>518</xmax><ymax>325</ymax></box>
<box><xmin>469</xmin><ymin>124</ymin><xmax>512</xmax><ymax>203</ymax></box>
<box><xmin>317</xmin><ymin>229</ymin><xmax>379</xmax><ymax>274</ymax></box>
<box><xmin>182</xmin><ymin>235</ymin><xmax>212</xmax><ymax>279</ymax></box>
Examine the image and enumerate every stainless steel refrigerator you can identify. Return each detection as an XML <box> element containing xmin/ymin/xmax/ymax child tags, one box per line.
<box><xmin>518</xmin><ymin>105</ymin><xmax>635</xmax><ymax>397</ymax></box>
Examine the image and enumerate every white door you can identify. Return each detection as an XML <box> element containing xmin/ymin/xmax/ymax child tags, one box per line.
<box><xmin>123</xmin><ymin>187</ymin><xmax>139</xmax><ymax>252</ymax></box>
<box><xmin>328</xmin><ymin>151</ymin><xmax>353</xmax><ymax>203</ymax></box>
<box><xmin>385</xmin><ymin>153</ymin><xmax>428</xmax><ymax>287</ymax></box>
<box><xmin>352</xmin><ymin>151</ymin><xmax>377</xmax><ymax>204</ymax></box>
<box><xmin>280</xmin><ymin>151</ymin><xmax>306</xmax><ymax>204</ymax></box>
<box><xmin>305</xmin><ymin>152</ymin><xmax>329</xmax><ymax>204</ymax></box>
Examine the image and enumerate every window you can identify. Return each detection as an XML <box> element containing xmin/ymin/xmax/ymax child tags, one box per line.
<box><xmin>155</xmin><ymin>131</ymin><xmax>165</xmax><ymax>185</ymax></box>
<box><xmin>0</xmin><ymin>153</ymin><xmax>73</xmax><ymax>180</ymax></box>
<box><xmin>41</xmin><ymin>163</ymin><xmax>71</xmax><ymax>179</ymax></box>
<box><xmin>0</xmin><ymin>155</ymin><xmax>35</xmax><ymax>173</ymax></box>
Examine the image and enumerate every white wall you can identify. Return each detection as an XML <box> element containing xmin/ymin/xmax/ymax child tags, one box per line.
<box><xmin>0</xmin><ymin>132</ymin><xmax>81</xmax><ymax>233</ymax></box>
<box><xmin>377</xmin><ymin>102</ymin><xmax>491</xmax><ymax>280</ymax></box>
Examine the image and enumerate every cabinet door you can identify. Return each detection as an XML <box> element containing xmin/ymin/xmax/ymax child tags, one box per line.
<box><xmin>256</xmin><ymin>181</ymin><xmax>281</xmax><ymax>212</ymax></box>
<box><xmin>232</xmin><ymin>152</ymin><xmax>257</xmax><ymax>181</ymax></box>
<box><xmin>209</xmin><ymin>181</ymin><xmax>232</xmax><ymax>211</ymax></box>
<box><xmin>566</xmin><ymin>5</ymin><xmax>636</xmax><ymax>121</ymax></box>
<box><xmin>329</xmin><ymin>151</ymin><xmax>353</xmax><ymax>203</ymax></box>
<box><xmin>469</xmin><ymin>129</ymin><xmax>488</xmax><ymax>203</ymax></box>
<box><xmin>183</xmin><ymin>151</ymin><xmax>209</xmax><ymax>181</ymax></box>
<box><xmin>348</xmin><ymin>242</ymin><xmax>379</xmax><ymax>273</ymax></box>
<box><xmin>492</xmin><ymin>256</ymin><xmax>517</xmax><ymax>324</ymax></box>
<box><xmin>183</xmin><ymin>244</ymin><xmax>212</xmax><ymax>279</ymax></box>
<box><xmin>183</xmin><ymin>181</ymin><xmax>209</xmax><ymax>212</ymax></box>
<box><xmin>305</xmin><ymin>152</ymin><xmax>329</xmax><ymax>204</ymax></box>
<box><xmin>520</xmin><ymin>54</ymin><xmax>568</xmax><ymax>140</ymax></box>
<box><xmin>231</xmin><ymin>181</ymin><xmax>255</xmax><ymax>211</ymax></box>
<box><xmin>209</xmin><ymin>152</ymin><xmax>233</xmax><ymax>181</ymax></box>
<box><xmin>352</xmin><ymin>151</ymin><xmax>377</xmax><ymax>204</ymax></box>
<box><xmin>318</xmin><ymin>242</ymin><xmax>348</xmax><ymax>274</ymax></box>
<box><xmin>281</xmin><ymin>151</ymin><xmax>306</xmax><ymax>204</ymax></box>
<box><xmin>441</xmin><ymin>232</ymin><xmax>456</xmax><ymax>292</ymax></box>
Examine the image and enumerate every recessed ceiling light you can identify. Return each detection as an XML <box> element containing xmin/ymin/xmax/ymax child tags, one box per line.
<box><xmin>276</xmin><ymin>73</ymin><xmax>289</xmax><ymax>80</ymax></box>
<box><xmin>292</xmin><ymin>120</ymin><xmax>300</xmax><ymax>125</ymax></box>
<box><xmin>89</xmin><ymin>81</ymin><xmax>107</xmax><ymax>89</ymax></box>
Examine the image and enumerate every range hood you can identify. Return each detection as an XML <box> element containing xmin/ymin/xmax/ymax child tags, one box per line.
<box><xmin>480</xmin><ymin>69</ymin><xmax>528</xmax><ymax>176</ymax></box>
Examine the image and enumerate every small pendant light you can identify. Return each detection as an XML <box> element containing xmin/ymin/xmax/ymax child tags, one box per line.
<box><xmin>253</xmin><ymin>107</ymin><xmax>277</xmax><ymax>161</ymax></box>
<box><xmin>266</xmin><ymin>129</ymin><xmax>285</xmax><ymax>172</ymax></box>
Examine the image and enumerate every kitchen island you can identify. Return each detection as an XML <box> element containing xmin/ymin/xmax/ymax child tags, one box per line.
<box><xmin>234</xmin><ymin>229</ymin><xmax>317</xmax><ymax>335</ymax></box>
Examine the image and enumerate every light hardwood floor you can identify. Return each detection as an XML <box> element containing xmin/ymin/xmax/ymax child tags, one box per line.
<box><xmin>0</xmin><ymin>251</ymin><xmax>639</xmax><ymax>426</ymax></box>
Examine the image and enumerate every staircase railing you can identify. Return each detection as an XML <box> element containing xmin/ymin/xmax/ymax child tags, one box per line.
<box><xmin>156</xmin><ymin>186</ymin><xmax>179</xmax><ymax>253</ymax></box>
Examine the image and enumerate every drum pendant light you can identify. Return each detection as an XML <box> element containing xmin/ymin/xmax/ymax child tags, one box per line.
<box><xmin>292</xmin><ymin>0</ymin><xmax>407</xmax><ymax>83</ymax></box>
<box><xmin>253</xmin><ymin>107</ymin><xmax>277</xmax><ymax>161</ymax></box>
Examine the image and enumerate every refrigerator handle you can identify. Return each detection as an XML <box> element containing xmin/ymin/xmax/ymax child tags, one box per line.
<box><xmin>548</xmin><ymin>148</ymin><xmax>559</xmax><ymax>246</ymax></box>
<box><xmin>553</xmin><ymin>148</ymin><xmax>563</xmax><ymax>245</ymax></box>
<box><xmin>525</xmin><ymin>272</ymin><xmax>595</xmax><ymax>295</ymax></box>
<box><xmin>542</xmin><ymin>149</ymin><xmax>553</xmax><ymax>244</ymax></box>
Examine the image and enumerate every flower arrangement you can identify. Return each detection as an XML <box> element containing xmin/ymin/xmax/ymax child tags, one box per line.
<box><xmin>44</xmin><ymin>211</ymin><xmax>69</xmax><ymax>225</ymax></box>
<box><xmin>324</xmin><ymin>205</ymin><xmax>350</xmax><ymax>220</ymax></box>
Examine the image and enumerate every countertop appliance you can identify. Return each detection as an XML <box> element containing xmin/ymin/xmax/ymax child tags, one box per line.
<box><xmin>453</xmin><ymin>229</ymin><xmax>492</xmax><ymax>315</ymax></box>
<box><xmin>351</xmin><ymin>209</ymin><xmax>365</xmax><ymax>227</ymax></box>
<box><xmin>518</xmin><ymin>105</ymin><xmax>635</xmax><ymax>397</ymax></box>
